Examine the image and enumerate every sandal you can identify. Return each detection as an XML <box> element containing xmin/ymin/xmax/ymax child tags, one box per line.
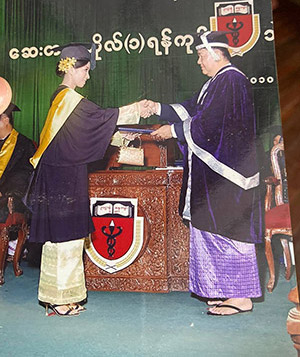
<box><xmin>206</xmin><ymin>299</ymin><xmax>224</xmax><ymax>307</ymax></box>
<box><xmin>45</xmin><ymin>303</ymin><xmax>80</xmax><ymax>317</ymax></box>
<box><xmin>207</xmin><ymin>304</ymin><xmax>253</xmax><ymax>316</ymax></box>
<box><xmin>69</xmin><ymin>303</ymin><xmax>86</xmax><ymax>312</ymax></box>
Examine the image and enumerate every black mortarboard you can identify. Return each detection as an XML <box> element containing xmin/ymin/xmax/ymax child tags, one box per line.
<box><xmin>193</xmin><ymin>31</ymin><xmax>230</xmax><ymax>50</ymax></box>
<box><xmin>56</xmin><ymin>42</ymin><xmax>96</xmax><ymax>70</ymax></box>
<box><xmin>4</xmin><ymin>103</ymin><xmax>21</xmax><ymax>117</ymax></box>
<box><xmin>193</xmin><ymin>31</ymin><xmax>230</xmax><ymax>61</ymax></box>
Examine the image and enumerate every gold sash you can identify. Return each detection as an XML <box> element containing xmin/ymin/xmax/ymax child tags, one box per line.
<box><xmin>30</xmin><ymin>88</ymin><xmax>83</xmax><ymax>168</ymax></box>
<box><xmin>0</xmin><ymin>129</ymin><xmax>19</xmax><ymax>179</ymax></box>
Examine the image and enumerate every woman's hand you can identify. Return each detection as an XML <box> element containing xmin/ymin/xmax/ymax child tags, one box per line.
<box><xmin>139</xmin><ymin>99</ymin><xmax>158</xmax><ymax>118</ymax></box>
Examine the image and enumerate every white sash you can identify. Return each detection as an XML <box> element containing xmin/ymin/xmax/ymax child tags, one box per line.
<box><xmin>170</xmin><ymin>103</ymin><xmax>259</xmax><ymax>190</ymax></box>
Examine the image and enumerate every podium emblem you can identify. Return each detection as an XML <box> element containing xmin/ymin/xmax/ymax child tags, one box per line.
<box><xmin>85</xmin><ymin>198</ymin><xmax>144</xmax><ymax>273</ymax></box>
<box><xmin>210</xmin><ymin>1</ymin><xmax>260</xmax><ymax>56</ymax></box>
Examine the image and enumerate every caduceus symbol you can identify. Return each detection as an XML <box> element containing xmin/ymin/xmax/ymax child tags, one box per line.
<box><xmin>226</xmin><ymin>18</ymin><xmax>244</xmax><ymax>46</ymax></box>
<box><xmin>101</xmin><ymin>220</ymin><xmax>123</xmax><ymax>257</ymax></box>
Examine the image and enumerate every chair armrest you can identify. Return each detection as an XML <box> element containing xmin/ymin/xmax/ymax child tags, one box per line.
<box><xmin>7</xmin><ymin>197</ymin><xmax>13</xmax><ymax>215</ymax></box>
<box><xmin>264</xmin><ymin>177</ymin><xmax>279</xmax><ymax>212</ymax></box>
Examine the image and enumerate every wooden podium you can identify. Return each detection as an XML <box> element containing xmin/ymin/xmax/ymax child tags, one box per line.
<box><xmin>84</xmin><ymin>128</ymin><xmax>190</xmax><ymax>293</ymax></box>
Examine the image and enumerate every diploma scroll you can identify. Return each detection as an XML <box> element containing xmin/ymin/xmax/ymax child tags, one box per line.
<box><xmin>118</xmin><ymin>127</ymin><xmax>154</xmax><ymax>134</ymax></box>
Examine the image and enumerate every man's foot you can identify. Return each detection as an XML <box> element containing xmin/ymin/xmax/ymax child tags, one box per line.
<box><xmin>206</xmin><ymin>299</ymin><xmax>224</xmax><ymax>306</ymax></box>
<box><xmin>207</xmin><ymin>298</ymin><xmax>253</xmax><ymax>316</ymax></box>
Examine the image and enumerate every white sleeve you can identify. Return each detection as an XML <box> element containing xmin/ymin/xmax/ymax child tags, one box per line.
<box><xmin>117</xmin><ymin>102</ymin><xmax>140</xmax><ymax>125</ymax></box>
<box><xmin>170</xmin><ymin>124</ymin><xmax>177</xmax><ymax>138</ymax></box>
<box><xmin>156</xmin><ymin>103</ymin><xmax>162</xmax><ymax>115</ymax></box>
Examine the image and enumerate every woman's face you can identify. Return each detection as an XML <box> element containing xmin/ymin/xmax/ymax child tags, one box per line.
<box><xmin>72</xmin><ymin>62</ymin><xmax>90</xmax><ymax>88</ymax></box>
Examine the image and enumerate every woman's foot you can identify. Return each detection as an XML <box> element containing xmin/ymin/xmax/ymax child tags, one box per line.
<box><xmin>69</xmin><ymin>303</ymin><xmax>86</xmax><ymax>312</ymax></box>
<box><xmin>207</xmin><ymin>298</ymin><xmax>253</xmax><ymax>316</ymax></box>
<box><xmin>46</xmin><ymin>304</ymin><xmax>80</xmax><ymax>316</ymax></box>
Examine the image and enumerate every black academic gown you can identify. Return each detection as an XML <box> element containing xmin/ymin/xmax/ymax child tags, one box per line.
<box><xmin>0</xmin><ymin>133</ymin><xmax>35</xmax><ymax>223</ymax></box>
<box><xmin>29</xmin><ymin>86</ymin><xmax>119</xmax><ymax>244</ymax></box>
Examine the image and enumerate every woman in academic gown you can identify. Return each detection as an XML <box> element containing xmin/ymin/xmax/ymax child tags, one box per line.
<box><xmin>28</xmin><ymin>43</ymin><xmax>149</xmax><ymax>316</ymax></box>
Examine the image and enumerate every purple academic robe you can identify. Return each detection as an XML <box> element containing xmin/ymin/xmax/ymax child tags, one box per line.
<box><xmin>29</xmin><ymin>86</ymin><xmax>119</xmax><ymax>244</ymax></box>
<box><xmin>160</xmin><ymin>65</ymin><xmax>262</xmax><ymax>244</ymax></box>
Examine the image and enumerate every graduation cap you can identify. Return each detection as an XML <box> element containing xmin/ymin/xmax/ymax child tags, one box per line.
<box><xmin>0</xmin><ymin>77</ymin><xmax>12</xmax><ymax>115</ymax></box>
<box><xmin>4</xmin><ymin>102</ymin><xmax>21</xmax><ymax>117</ymax></box>
<box><xmin>56</xmin><ymin>42</ymin><xmax>96</xmax><ymax>70</ymax></box>
<box><xmin>193</xmin><ymin>31</ymin><xmax>230</xmax><ymax>61</ymax></box>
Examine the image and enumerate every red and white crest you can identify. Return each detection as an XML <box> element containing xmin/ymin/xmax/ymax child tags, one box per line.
<box><xmin>85</xmin><ymin>197</ymin><xmax>144</xmax><ymax>273</ymax></box>
<box><xmin>210</xmin><ymin>0</ymin><xmax>260</xmax><ymax>56</ymax></box>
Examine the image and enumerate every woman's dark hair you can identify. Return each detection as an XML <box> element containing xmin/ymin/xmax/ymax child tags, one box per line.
<box><xmin>55</xmin><ymin>59</ymin><xmax>90</xmax><ymax>77</ymax></box>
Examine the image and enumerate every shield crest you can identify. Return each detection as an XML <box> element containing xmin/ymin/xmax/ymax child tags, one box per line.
<box><xmin>85</xmin><ymin>197</ymin><xmax>144</xmax><ymax>273</ymax></box>
<box><xmin>210</xmin><ymin>1</ymin><xmax>260</xmax><ymax>56</ymax></box>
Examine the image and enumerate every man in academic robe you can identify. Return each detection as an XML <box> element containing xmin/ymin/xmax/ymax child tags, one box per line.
<box><xmin>144</xmin><ymin>31</ymin><xmax>262</xmax><ymax>316</ymax></box>
<box><xmin>0</xmin><ymin>80</ymin><xmax>36</xmax><ymax>260</ymax></box>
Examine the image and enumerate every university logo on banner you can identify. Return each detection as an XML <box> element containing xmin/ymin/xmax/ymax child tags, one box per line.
<box><xmin>85</xmin><ymin>197</ymin><xmax>144</xmax><ymax>273</ymax></box>
<box><xmin>210</xmin><ymin>0</ymin><xmax>260</xmax><ymax>56</ymax></box>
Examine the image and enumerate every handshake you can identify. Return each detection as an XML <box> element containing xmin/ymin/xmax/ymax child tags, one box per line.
<box><xmin>138</xmin><ymin>99</ymin><xmax>159</xmax><ymax>118</ymax></box>
<box><xmin>137</xmin><ymin>99</ymin><xmax>173</xmax><ymax>141</ymax></box>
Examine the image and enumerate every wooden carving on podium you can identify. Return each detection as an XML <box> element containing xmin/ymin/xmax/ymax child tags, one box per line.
<box><xmin>84</xmin><ymin>125</ymin><xmax>189</xmax><ymax>292</ymax></box>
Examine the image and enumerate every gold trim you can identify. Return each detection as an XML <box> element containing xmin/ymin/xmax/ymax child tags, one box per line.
<box><xmin>30</xmin><ymin>88</ymin><xmax>83</xmax><ymax>168</ymax></box>
<box><xmin>0</xmin><ymin>129</ymin><xmax>19</xmax><ymax>179</ymax></box>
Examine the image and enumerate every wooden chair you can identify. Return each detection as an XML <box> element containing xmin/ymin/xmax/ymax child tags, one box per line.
<box><xmin>264</xmin><ymin>141</ymin><xmax>293</xmax><ymax>292</ymax></box>
<box><xmin>0</xmin><ymin>197</ymin><xmax>28</xmax><ymax>285</ymax></box>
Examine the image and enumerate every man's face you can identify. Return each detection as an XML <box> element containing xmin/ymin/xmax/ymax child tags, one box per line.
<box><xmin>0</xmin><ymin>114</ymin><xmax>8</xmax><ymax>131</ymax></box>
<box><xmin>197</xmin><ymin>49</ymin><xmax>218</xmax><ymax>77</ymax></box>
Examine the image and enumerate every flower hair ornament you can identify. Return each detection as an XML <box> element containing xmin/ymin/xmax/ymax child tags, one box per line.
<box><xmin>58</xmin><ymin>57</ymin><xmax>77</xmax><ymax>73</ymax></box>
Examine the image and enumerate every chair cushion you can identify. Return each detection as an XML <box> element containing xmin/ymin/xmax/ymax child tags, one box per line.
<box><xmin>265</xmin><ymin>203</ymin><xmax>291</xmax><ymax>229</ymax></box>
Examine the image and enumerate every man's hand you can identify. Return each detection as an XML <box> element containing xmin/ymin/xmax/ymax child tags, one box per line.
<box><xmin>138</xmin><ymin>100</ymin><xmax>152</xmax><ymax>118</ymax></box>
<box><xmin>139</xmin><ymin>99</ymin><xmax>159</xmax><ymax>118</ymax></box>
<box><xmin>145</xmin><ymin>100</ymin><xmax>159</xmax><ymax>115</ymax></box>
<box><xmin>151</xmin><ymin>125</ymin><xmax>173</xmax><ymax>141</ymax></box>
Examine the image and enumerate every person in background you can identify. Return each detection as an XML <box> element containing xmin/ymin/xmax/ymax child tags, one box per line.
<box><xmin>0</xmin><ymin>77</ymin><xmax>36</xmax><ymax>267</ymax></box>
